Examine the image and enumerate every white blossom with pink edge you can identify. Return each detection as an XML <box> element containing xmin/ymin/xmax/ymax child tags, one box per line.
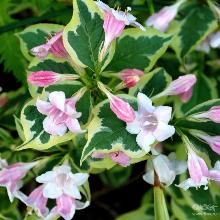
<box><xmin>126</xmin><ymin>93</ymin><xmax>175</xmax><ymax>153</ymax></box>
<box><xmin>143</xmin><ymin>153</ymin><xmax>187</xmax><ymax>186</ymax></box>
<box><xmin>209</xmin><ymin>161</ymin><xmax>220</xmax><ymax>184</ymax></box>
<box><xmin>192</xmin><ymin>106</ymin><xmax>220</xmax><ymax>123</ymax></box>
<box><xmin>0</xmin><ymin>158</ymin><xmax>37</xmax><ymax>202</ymax></box>
<box><xmin>31</xmin><ymin>32</ymin><xmax>68</xmax><ymax>60</ymax></box>
<box><xmin>176</xmin><ymin>149</ymin><xmax>210</xmax><ymax>190</ymax></box>
<box><xmin>145</xmin><ymin>0</ymin><xmax>185</xmax><ymax>32</ymax></box>
<box><xmin>36</xmin><ymin>90</ymin><xmax>85</xmax><ymax>136</ymax></box>
<box><xmin>35</xmin><ymin>165</ymin><xmax>89</xmax><ymax>220</ymax></box>
<box><xmin>153</xmin><ymin>74</ymin><xmax>197</xmax><ymax>102</ymax></box>
<box><xmin>96</xmin><ymin>1</ymin><xmax>145</xmax><ymax>61</ymax></box>
<box><xmin>98</xmin><ymin>82</ymin><xmax>135</xmax><ymax>122</ymax></box>
<box><xmin>28</xmin><ymin>71</ymin><xmax>79</xmax><ymax>87</ymax></box>
<box><xmin>92</xmin><ymin>151</ymin><xmax>131</xmax><ymax>167</ymax></box>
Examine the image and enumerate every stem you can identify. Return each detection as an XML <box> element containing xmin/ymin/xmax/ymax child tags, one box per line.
<box><xmin>146</xmin><ymin>0</ymin><xmax>155</xmax><ymax>15</ymax></box>
<box><xmin>154</xmin><ymin>186</ymin><xmax>169</xmax><ymax>220</ymax></box>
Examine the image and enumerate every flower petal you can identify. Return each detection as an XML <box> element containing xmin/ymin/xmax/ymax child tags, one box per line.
<box><xmin>43</xmin><ymin>116</ymin><xmax>67</xmax><ymax>136</ymax></box>
<box><xmin>49</xmin><ymin>91</ymin><xmax>66</xmax><ymax>112</ymax></box>
<box><xmin>154</xmin><ymin>106</ymin><xmax>172</xmax><ymax>123</ymax></box>
<box><xmin>70</xmin><ymin>173</ymin><xmax>89</xmax><ymax>186</ymax></box>
<box><xmin>63</xmin><ymin>184</ymin><xmax>81</xmax><ymax>200</ymax></box>
<box><xmin>137</xmin><ymin>93</ymin><xmax>155</xmax><ymax>113</ymax></box>
<box><xmin>65</xmin><ymin>118</ymin><xmax>84</xmax><ymax>134</ymax></box>
<box><xmin>143</xmin><ymin>160</ymin><xmax>154</xmax><ymax>185</ymax></box>
<box><xmin>36</xmin><ymin>171</ymin><xmax>55</xmax><ymax>183</ymax></box>
<box><xmin>136</xmin><ymin>131</ymin><xmax>155</xmax><ymax>152</ymax></box>
<box><xmin>153</xmin><ymin>122</ymin><xmax>175</xmax><ymax>142</ymax></box>
<box><xmin>36</xmin><ymin>99</ymin><xmax>52</xmax><ymax>115</ymax></box>
<box><xmin>43</xmin><ymin>182</ymin><xmax>62</xmax><ymax>199</ymax></box>
<box><xmin>126</xmin><ymin>113</ymin><xmax>141</xmax><ymax>134</ymax></box>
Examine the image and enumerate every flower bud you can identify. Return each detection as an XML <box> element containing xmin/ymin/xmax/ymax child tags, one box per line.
<box><xmin>120</xmin><ymin>69</ymin><xmax>144</xmax><ymax>88</ymax></box>
<box><xmin>28</xmin><ymin>71</ymin><xmax>79</xmax><ymax>87</ymax></box>
<box><xmin>98</xmin><ymin>82</ymin><xmax>135</xmax><ymax>122</ymax></box>
<box><xmin>193</xmin><ymin>106</ymin><xmax>220</xmax><ymax>123</ymax></box>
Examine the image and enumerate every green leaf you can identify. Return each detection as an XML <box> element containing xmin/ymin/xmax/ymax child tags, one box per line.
<box><xmin>63</xmin><ymin>0</ymin><xmax>114</xmax><ymax>71</ymax></box>
<box><xmin>17</xmin><ymin>82</ymin><xmax>91</xmax><ymax>151</ymax></box>
<box><xmin>81</xmin><ymin>95</ymin><xmax>146</xmax><ymax>164</ymax></box>
<box><xmin>106</xmin><ymin>28</ymin><xmax>172</xmax><ymax>72</ymax></box>
<box><xmin>17</xmin><ymin>23</ymin><xmax>64</xmax><ymax>61</ymax></box>
<box><xmin>129</xmin><ymin>67</ymin><xmax>172</xmax><ymax>104</ymax></box>
<box><xmin>27</xmin><ymin>56</ymin><xmax>77</xmax><ymax>98</ymax></box>
<box><xmin>175</xmin><ymin>73</ymin><xmax>218</xmax><ymax>117</ymax></box>
<box><xmin>171</xmin><ymin>4</ymin><xmax>218</xmax><ymax>59</ymax></box>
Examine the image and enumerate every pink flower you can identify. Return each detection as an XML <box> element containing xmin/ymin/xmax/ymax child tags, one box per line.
<box><xmin>36</xmin><ymin>91</ymin><xmax>85</xmax><ymax>136</ymax></box>
<box><xmin>156</xmin><ymin>74</ymin><xmax>197</xmax><ymax>102</ymax></box>
<box><xmin>92</xmin><ymin>151</ymin><xmax>131</xmax><ymax>167</ymax></box>
<box><xmin>96</xmin><ymin>1</ymin><xmax>145</xmax><ymax>61</ymax></box>
<box><xmin>193</xmin><ymin>106</ymin><xmax>220</xmax><ymax>123</ymax></box>
<box><xmin>35</xmin><ymin>165</ymin><xmax>89</xmax><ymax>220</ymax></box>
<box><xmin>0</xmin><ymin>159</ymin><xmax>37</xmax><ymax>202</ymax></box>
<box><xmin>210</xmin><ymin>31</ymin><xmax>220</xmax><ymax>48</ymax></box>
<box><xmin>98</xmin><ymin>82</ymin><xmax>135</xmax><ymax>122</ymax></box>
<box><xmin>126</xmin><ymin>93</ymin><xmax>175</xmax><ymax>153</ymax></box>
<box><xmin>26</xmin><ymin>185</ymin><xmax>48</xmax><ymax>217</ymax></box>
<box><xmin>31</xmin><ymin>32</ymin><xmax>68</xmax><ymax>59</ymax></box>
<box><xmin>28</xmin><ymin>71</ymin><xmax>79</xmax><ymax>87</ymax></box>
<box><xmin>120</xmin><ymin>69</ymin><xmax>144</xmax><ymax>88</ymax></box>
<box><xmin>46</xmin><ymin>195</ymin><xmax>89</xmax><ymax>220</ymax></box>
<box><xmin>146</xmin><ymin>0</ymin><xmax>185</xmax><ymax>32</ymax></box>
<box><xmin>193</xmin><ymin>133</ymin><xmax>220</xmax><ymax>155</ymax></box>
<box><xmin>177</xmin><ymin>149</ymin><xmax>210</xmax><ymax>190</ymax></box>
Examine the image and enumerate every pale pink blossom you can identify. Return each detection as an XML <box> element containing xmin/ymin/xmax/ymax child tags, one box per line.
<box><xmin>155</xmin><ymin>74</ymin><xmax>197</xmax><ymax>102</ymax></box>
<box><xmin>120</xmin><ymin>69</ymin><xmax>144</xmax><ymax>88</ymax></box>
<box><xmin>0</xmin><ymin>94</ymin><xmax>8</xmax><ymax>107</ymax></box>
<box><xmin>177</xmin><ymin>149</ymin><xmax>210</xmax><ymax>190</ymax></box>
<box><xmin>31</xmin><ymin>32</ymin><xmax>68</xmax><ymax>59</ymax></box>
<box><xmin>126</xmin><ymin>93</ymin><xmax>175</xmax><ymax>152</ymax></box>
<box><xmin>28</xmin><ymin>71</ymin><xmax>79</xmax><ymax>87</ymax></box>
<box><xmin>98</xmin><ymin>82</ymin><xmax>135</xmax><ymax>122</ymax></box>
<box><xmin>96</xmin><ymin>1</ymin><xmax>145</xmax><ymax>61</ymax></box>
<box><xmin>210</xmin><ymin>31</ymin><xmax>220</xmax><ymax>48</ymax></box>
<box><xmin>196</xmin><ymin>36</ymin><xmax>211</xmax><ymax>53</ymax></box>
<box><xmin>26</xmin><ymin>185</ymin><xmax>48</xmax><ymax>217</ymax></box>
<box><xmin>193</xmin><ymin>106</ymin><xmax>220</xmax><ymax>123</ymax></box>
<box><xmin>92</xmin><ymin>151</ymin><xmax>131</xmax><ymax>167</ymax></box>
<box><xmin>146</xmin><ymin>0</ymin><xmax>185</xmax><ymax>32</ymax></box>
<box><xmin>36</xmin><ymin>91</ymin><xmax>85</xmax><ymax>136</ymax></box>
<box><xmin>0</xmin><ymin>159</ymin><xmax>37</xmax><ymax>202</ymax></box>
<box><xmin>194</xmin><ymin>133</ymin><xmax>220</xmax><ymax>155</ymax></box>
<box><xmin>143</xmin><ymin>153</ymin><xmax>187</xmax><ymax>186</ymax></box>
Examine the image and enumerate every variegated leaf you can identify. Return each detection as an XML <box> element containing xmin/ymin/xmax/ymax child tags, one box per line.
<box><xmin>17</xmin><ymin>23</ymin><xmax>64</xmax><ymax>61</ymax></box>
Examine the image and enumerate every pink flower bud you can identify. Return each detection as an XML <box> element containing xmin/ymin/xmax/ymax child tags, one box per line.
<box><xmin>28</xmin><ymin>71</ymin><xmax>79</xmax><ymax>87</ymax></box>
<box><xmin>193</xmin><ymin>106</ymin><xmax>220</xmax><ymax>123</ymax></box>
<box><xmin>28</xmin><ymin>71</ymin><xmax>61</xmax><ymax>87</ymax></box>
<box><xmin>195</xmin><ymin>133</ymin><xmax>220</xmax><ymax>155</ymax></box>
<box><xmin>0</xmin><ymin>94</ymin><xmax>8</xmax><ymax>107</ymax></box>
<box><xmin>146</xmin><ymin>0</ymin><xmax>184</xmax><ymax>32</ymax></box>
<box><xmin>160</xmin><ymin>74</ymin><xmax>197</xmax><ymax>102</ymax></box>
<box><xmin>120</xmin><ymin>69</ymin><xmax>144</xmax><ymax>88</ymax></box>
<box><xmin>98</xmin><ymin>82</ymin><xmax>135</xmax><ymax>122</ymax></box>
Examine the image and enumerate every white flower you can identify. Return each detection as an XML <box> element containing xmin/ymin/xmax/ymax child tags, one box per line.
<box><xmin>126</xmin><ymin>93</ymin><xmax>175</xmax><ymax>152</ymax></box>
<box><xmin>36</xmin><ymin>165</ymin><xmax>89</xmax><ymax>199</ymax></box>
<box><xmin>143</xmin><ymin>153</ymin><xmax>187</xmax><ymax>186</ymax></box>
